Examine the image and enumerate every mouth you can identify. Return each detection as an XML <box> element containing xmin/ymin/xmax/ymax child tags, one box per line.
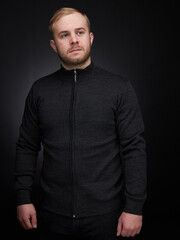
<box><xmin>69</xmin><ymin>48</ymin><xmax>82</xmax><ymax>53</ymax></box>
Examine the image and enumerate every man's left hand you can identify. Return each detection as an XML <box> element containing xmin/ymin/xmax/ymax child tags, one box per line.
<box><xmin>116</xmin><ymin>212</ymin><xmax>142</xmax><ymax>237</ymax></box>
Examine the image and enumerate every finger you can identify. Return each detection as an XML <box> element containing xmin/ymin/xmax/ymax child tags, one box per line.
<box><xmin>136</xmin><ymin>226</ymin><xmax>142</xmax><ymax>235</ymax></box>
<box><xmin>116</xmin><ymin>219</ymin><xmax>122</xmax><ymax>236</ymax></box>
<box><xmin>30</xmin><ymin>213</ymin><xmax>37</xmax><ymax>228</ymax></box>
<box><xmin>19</xmin><ymin>220</ymin><xmax>26</xmax><ymax>229</ymax></box>
<box><xmin>128</xmin><ymin>227</ymin><xmax>141</xmax><ymax>237</ymax></box>
<box><xmin>121</xmin><ymin>227</ymin><xmax>128</xmax><ymax>237</ymax></box>
<box><xmin>22</xmin><ymin>217</ymin><xmax>33</xmax><ymax>229</ymax></box>
<box><xmin>121</xmin><ymin>227</ymin><xmax>133</xmax><ymax>237</ymax></box>
<box><xmin>131</xmin><ymin>229</ymin><xmax>137</xmax><ymax>237</ymax></box>
<box><xmin>18</xmin><ymin>218</ymin><xmax>27</xmax><ymax>229</ymax></box>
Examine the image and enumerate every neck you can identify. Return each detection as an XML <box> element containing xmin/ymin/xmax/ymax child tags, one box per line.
<box><xmin>61</xmin><ymin>58</ymin><xmax>91</xmax><ymax>71</ymax></box>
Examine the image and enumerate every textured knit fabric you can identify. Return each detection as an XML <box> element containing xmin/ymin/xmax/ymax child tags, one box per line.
<box><xmin>15</xmin><ymin>62</ymin><xmax>147</xmax><ymax>217</ymax></box>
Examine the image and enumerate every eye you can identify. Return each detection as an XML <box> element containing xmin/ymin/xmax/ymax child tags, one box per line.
<box><xmin>77</xmin><ymin>31</ymin><xmax>84</xmax><ymax>36</ymax></box>
<box><xmin>60</xmin><ymin>33</ymin><xmax>69</xmax><ymax>38</ymax></box>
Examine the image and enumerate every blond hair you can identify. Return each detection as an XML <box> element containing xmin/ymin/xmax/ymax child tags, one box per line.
<box><xmin>49</xmin><ymin>7</ymin><xmax>91</xmax><ymax>39</ymax></box>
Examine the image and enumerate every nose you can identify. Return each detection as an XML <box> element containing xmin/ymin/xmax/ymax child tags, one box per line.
<box><xmin>70</xmin><ymin>33</ymin><xmax>79</xmax><ymax>45</ymax></box>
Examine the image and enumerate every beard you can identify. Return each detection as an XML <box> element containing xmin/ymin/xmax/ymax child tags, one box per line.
<box><xmin>57</xmin><ymin>44</ymin><xmax>92</xmax><ymax>69</ymax></box>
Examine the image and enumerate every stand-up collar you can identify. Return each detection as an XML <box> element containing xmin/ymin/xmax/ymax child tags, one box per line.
<box><xmin>60</xmin><ymin>62</ymin><xmax>94</xmax><ymax>75</ymax></box>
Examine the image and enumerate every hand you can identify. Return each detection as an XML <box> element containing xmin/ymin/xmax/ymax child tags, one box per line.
<box><xmin>116</xmin><ymin>212</ymin><xmax>142</xmax><ymax>237</ymax></box>
<box><xmin>17</xmin><ymin>204</ymin><xmax>37</xmax><ymax>229</ymax></box>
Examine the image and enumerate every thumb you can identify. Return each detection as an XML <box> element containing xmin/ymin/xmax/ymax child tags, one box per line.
<box><xmin>116</xmin><ymin>216</ymin><xmax>122</xmax><ymax>236</ymax></box>
<box><xmin>30</xmin><ymin>212</ymin><xmax>37</xmax><ymax>228</ymax></box>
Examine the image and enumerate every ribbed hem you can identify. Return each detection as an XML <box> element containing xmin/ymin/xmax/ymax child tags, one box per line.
<box><xmin>16</xmin><ymin>190</ymin><xmax>32</xmax><ymax>206</ymax></box>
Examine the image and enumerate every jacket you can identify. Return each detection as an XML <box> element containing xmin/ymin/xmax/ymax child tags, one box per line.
<box><xmin>15</xmin><ymin>62</ymin><xmax>147</xmax><ymax>218</ymax></box>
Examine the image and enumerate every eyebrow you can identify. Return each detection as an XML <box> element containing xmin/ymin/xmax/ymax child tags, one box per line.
<box><xmin>58</xmin><ymin>27</ymin><xmax>86</xmax><ymax>36</ymax></box>
<box><xmin>75</xmin><ymin>27</ymin><xmax>86</xmax><ymax>31</ymax></box>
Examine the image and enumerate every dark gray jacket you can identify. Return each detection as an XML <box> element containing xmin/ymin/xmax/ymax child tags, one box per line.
<box><xmin>15</xmin><ymin>63</ymin><xmax>147</xmax><ymax>218</ymax></box>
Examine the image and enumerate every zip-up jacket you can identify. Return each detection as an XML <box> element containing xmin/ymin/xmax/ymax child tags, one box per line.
<box><xmin>15</xmin><ymin>62</ymin><xmax>147</xmax><ymax>217</ymax></box>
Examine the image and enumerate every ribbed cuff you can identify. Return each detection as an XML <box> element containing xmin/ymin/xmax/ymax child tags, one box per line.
<box><xmin>16</xmin><ymin>190</ymin><xmax>32</xmax><ymax>206</ymax></box>
<box><xmin>124</xmin><ymin>197</ymin><xmax>144</xmax><ymax>215</ymax></box>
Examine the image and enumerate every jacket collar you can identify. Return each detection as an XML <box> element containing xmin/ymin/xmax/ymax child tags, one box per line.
<box><xmin>60</xmin><ymin>62</ymin><xmax>94</xmax><ymax>75</ymax></box>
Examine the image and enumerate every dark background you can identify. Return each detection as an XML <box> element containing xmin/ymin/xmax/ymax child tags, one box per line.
<box><xmin>0</xmin><ymin>0</ymin><xmax>177</xmax><ymax>239</ymax></box>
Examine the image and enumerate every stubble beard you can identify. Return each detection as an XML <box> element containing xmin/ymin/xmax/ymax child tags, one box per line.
<box><xmin>57</xmin><ymin>44</ymin><xmax>92</xmax><ymax>69</ymax></box>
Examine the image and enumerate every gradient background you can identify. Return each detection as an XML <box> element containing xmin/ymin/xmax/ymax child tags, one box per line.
<box><xmin>0</xmin><ymin>0</ymin><xmax>177</xmax><ymax>239</ymax></box>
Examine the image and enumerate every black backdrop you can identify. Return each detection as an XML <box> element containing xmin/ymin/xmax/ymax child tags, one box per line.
<box><xmin>0</xmin><ymin>0</ymin><xmax>177</xmax><ymax>239</ymax></box>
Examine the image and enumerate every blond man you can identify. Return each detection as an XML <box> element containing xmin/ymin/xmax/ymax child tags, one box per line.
<box><xmin>15</xmin><ymin>7</ymin><xmax>147</xmax><ymax>240</ymax></box>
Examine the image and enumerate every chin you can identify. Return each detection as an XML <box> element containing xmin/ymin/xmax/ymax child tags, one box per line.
<box><xmin>60</xmin><ymin>53</ymin><xmax>90</xmax><ymax>68</ymax></box>
<box><xmin>70</xmin><ymin>58</ymin><xmax>84</xmax><ymax>64</ymax></box>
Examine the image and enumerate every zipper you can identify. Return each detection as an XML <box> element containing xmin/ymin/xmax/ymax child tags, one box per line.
<box><xmin>74</xmin><ymin>69</ymin><xmax>77</xmax><ymax>83</ymax></box>
<box><xmin>70</xmin><ymin>69</ymin><xmax>77</xmax><ymax>219</ymax></box>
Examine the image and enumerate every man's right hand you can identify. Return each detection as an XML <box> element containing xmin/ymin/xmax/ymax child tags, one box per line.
<box><xmin>17</xmin><ymin>204</ymin><xmax>37</xmax><ymax>229</ymax></box>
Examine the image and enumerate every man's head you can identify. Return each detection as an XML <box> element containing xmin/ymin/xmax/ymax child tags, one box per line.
<box><xmin>49</xmin><ymin>8</ymin><xmax>94</xmax><ymax>70</ymax></box>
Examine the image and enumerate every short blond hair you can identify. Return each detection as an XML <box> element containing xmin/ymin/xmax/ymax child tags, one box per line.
<box><xmin>49</xmin><ymin>7</ymin><xmax>91</xmax><ymax>39</ymax></box>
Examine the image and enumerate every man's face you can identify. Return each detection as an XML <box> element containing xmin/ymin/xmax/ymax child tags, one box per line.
<box><xmin>50</xmin><ymin>12</ymin><xmax>94</xmax><ymax>70</ymax></box>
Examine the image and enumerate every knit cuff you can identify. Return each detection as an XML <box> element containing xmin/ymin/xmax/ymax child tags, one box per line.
<box><xmin>16</xmin><ymin>190</ymin><xmax>32</xmax><ymax>206</ymax></box>
<box><xmin>123</xmin><ymin>197</ymin><xmax>145</xmax><ymax>215</ymax></box>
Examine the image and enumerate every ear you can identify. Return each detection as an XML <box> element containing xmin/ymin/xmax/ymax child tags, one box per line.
<box><xmin>90</xmin><ymin>32</ymin><xmax>94</xmax><ymax>46</ymax></box>
<box><xmin>50</xmin><ymin>40</ymin><xmax>58</xmax><ymax>53</ymax></box>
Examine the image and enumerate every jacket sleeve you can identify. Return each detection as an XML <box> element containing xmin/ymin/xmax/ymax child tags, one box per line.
<box><xmin>116</xmin><ymin>80</ymin><xmax>147</xmax><ymax>215</ymax></box>
<box><xmin>15</xmin><ymin>83</ymin><xmax>42</xmax><ymax>206</ymax></box>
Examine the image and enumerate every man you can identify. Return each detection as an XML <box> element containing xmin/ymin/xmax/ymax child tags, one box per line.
<box><xmin>15</xmin><ymin>7</ymin><xmax>147</xmax><ymax>240</ymax></box>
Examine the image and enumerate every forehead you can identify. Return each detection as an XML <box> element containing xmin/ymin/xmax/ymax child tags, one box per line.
<box><xmin>53</xmin><ymin>12</ymin><xmax>88</xmax><ymax>32</ymax></box>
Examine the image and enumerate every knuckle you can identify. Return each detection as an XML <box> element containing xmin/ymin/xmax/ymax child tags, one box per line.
<box><xmin>121</xmin><ymin>229</ymin><xmax>128</xmax><ymax>237</ymax></box>
<box><xmin>124</xmin><ymin>226</ymin><xmax>131</xmax><ymax>232</ymax></box>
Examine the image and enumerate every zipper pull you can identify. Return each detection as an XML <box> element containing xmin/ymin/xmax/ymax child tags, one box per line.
<box><xmin>74</xmin><ymin>69</ymin><xmax>77</xmax><ymax>83</ymax></box>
